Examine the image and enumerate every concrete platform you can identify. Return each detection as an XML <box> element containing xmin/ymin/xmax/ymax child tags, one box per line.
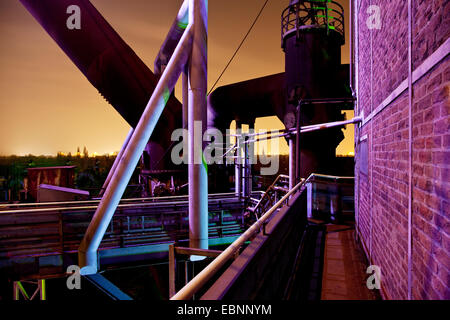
<box><xmin>320</xmin><ymin>223</ymin><xmax>381</xmax><ymax>300</ymax></box>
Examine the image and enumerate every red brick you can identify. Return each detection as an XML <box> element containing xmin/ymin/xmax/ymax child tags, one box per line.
<box><xmin>432</xmin><ymin>84</ymin><xmax>449</xmax><ymax>104</ymax></box>
<box><xmin>357</xmin><ymin>1</ymin><xmax>448</xmax><ymax>299</ymax></box>
<box><xmin>433</xmin><ymin>117</ymin><xmax>449</xmax><ymax>135</ymax></box>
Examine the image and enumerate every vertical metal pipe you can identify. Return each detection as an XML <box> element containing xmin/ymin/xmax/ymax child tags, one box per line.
<box><xmin>169</xmin><ymin>244</ymin><xmax>176</xmax><ymax>297</ymax></box>
<box><xmin>188</xmin><ymin>0</ymin><xmax>208</xmax><ymax>256</ymax></box>
<box><xmin>307</xmin><ymin>181</ymin><xmax>312</xmax><ymax>218</ymax></box>
<box><xmin>295</xmin><ymin>102</ymin><xmax>302</xmax><ymax>182</ymax></box>
<box><xmin>242</xmin><ymin>136</ymin><xmax>250</xmax><ymax>198</ymax></box>
<box><xmin>289</xmin><ymin>138</ymin><xmax>296</xmax><ymax>190</ymax></box>
<box><xmin>407</xmin><ymin>0</ymin><xmax>413</xmax><ymax>300</ymax></box>
<box><xmin>99</xmin><ymin>128</ymin><xmax>134</xmax><ymax>197</ymax></box>
<box><xmin>349</xmin><ymin>0</ymin><xmax>353</xmax><ymax>91</ymax></box>
<box><xmin>369</xmin><ymin>0</ymin><xmax>373</xmax><ymax>261</ymax></box>
<box><xmin>354</xmin><ymin>0</ymin><xmax>360</xmax><ymax>243</ymax></box>
<box><xmin>78</xmin><ymin>23</ymin><xmax>194</xmax><ymax>275</ymax></box>
<box><xmin>235</xmin><ymin>135</ymin><xmax>242</xmax><ymax>197</ymax></box>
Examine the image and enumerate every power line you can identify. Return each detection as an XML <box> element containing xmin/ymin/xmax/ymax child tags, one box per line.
<box><xmin>207</xmin><ymin>0</ymin><xmax>270</xmax><ymax>96</ymax></box>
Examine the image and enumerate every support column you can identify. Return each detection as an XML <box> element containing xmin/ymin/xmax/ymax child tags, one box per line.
<box><xmin>169</xmin><ymin>244</ymin><xmax>176</xmax><ymax>298</ymax></box>
<box><xmin>242</xmin><ymin>135</ymin><xmax>251</xmax><ymax>198</ymax></box>
<box><xmin>289</xmin><ymin>137</ymin><xmax>296</xmax><ymax>190</ymax></box>
<box><xmin>235</xmin><ymin>135</ymin><xmax>242</xmax><ymax>198</ymax></box>
<box><xmin>188</xmin><ymin>0</ymin><xmax>208</xmax><ymax>256</ymax></box>
<box><xmin>246</xmin><ymin>123</ymin><xmax>255</xmax><ymax>197</ymax></box>
<box><xmin>295</xmin><ymin>102</ymin><xmax>303</xmax><ymax>182</ymax></box>
<box><xmin>242</xmin><ymin>136</ymin><xmax>248</xmax><ymax>198</ymax></box>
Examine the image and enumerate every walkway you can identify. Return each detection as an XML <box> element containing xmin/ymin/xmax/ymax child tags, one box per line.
<box><xmin>319</xmin><ymin>223</ymin><xmax>381</xmax><ymax>300</ymax></box>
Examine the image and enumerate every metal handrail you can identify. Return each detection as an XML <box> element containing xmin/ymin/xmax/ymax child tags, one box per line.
<box><xmin>0</xmin><ymin>194</ymin><xmax>244</xmax><ymax>215</ymax></box>
<box><xmin>248</xmin><ymin>174</ymin><xmax>291</xmax><ymax>217</ymax></box>
<box><xmin>171</xmin><ymin>178</ymin><xmax>308</xmax><ymax>300</ymax></box>
<box><xmin>0</xmin><ymin>192</ymin><xmax>240</xmax><ymax>210</ymax></box>
<box><xmin>308</xmin><ymin>173</ymin><xmax>354</xmax><ymax>182</ymax></box>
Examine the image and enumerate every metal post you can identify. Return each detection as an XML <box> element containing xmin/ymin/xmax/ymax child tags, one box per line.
<box><xmin>78</xmin><ymin>17</ymin><xmax>194</xmax><ymax>275</ymax></box>
<box><xmin>169</xmin><ymin>244</ymin><xmax>176</xmax><ymax>298</ymax></box>
<box><xmin>242</xmin><ymin>136</ymin><xmax>250</xmax><ymax>198</ymax></box>
<box><xmin>295</xmin><ymin>102</ymin><xmax>302</xmax><ymax>182</ymax></box>
<box><xmin>307</xmin><ymin>181</ymin><xmax>312</xmax><ymax>218</ymax></box>
<box><xmin>99</xmin><ymin>128</ymin><xmax>134</xmax><ymax>197</ymax></box>
<box><xmin>188</xmin><ymin>0</ymin><xmax>208</xmax><ymax>258</ymax></box>
<box><xmin>289</xmin><ymin>137</ymin><xmax>296</xmax><ymax>190</ymax></box>
<box><xmin>235</xmin><ymin>133</ymin><xmax>242</xmax><ymax>197</ymax></box>
<box><xmin>407</xmin><ymin>0</ymin><xmax>413</xmax><ymax>300</ymax></box>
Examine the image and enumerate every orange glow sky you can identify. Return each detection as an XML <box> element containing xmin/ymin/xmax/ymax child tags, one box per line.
<box><xmin>0</xmin><ymin>0</ymin><xmax>351</xmax><ymax>156</ymax></box>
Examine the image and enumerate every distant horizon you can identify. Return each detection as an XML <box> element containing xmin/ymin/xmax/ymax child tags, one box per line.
<box><xmin>0</xmin><ymin>0</ymin><xmax>351</xmax><ymax>156</ymax></box>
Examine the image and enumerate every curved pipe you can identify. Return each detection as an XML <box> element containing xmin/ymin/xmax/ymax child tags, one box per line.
<box><xmin>207</xmin><ymin>73</ymin><xmax>286</xmax><ymax>131</ymax></box>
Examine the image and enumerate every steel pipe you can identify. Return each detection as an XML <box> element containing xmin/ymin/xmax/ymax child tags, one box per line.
<box><xmin>154</xmin><ymin>0</ymin><xmax>189</xmax><ymax>75</ymax></box>
<box><xmin>353</xmin><ymin>0</ymin><xmax>361</xmax><ymax>244</ymax></box>
<box><xmin>78</xmin><ymin>23</ymin><xmax>194</xmax><ymax>275</ymax></box>
<box><xmin>235</xmin><ymin>137</ymin><xmax>242</xmax><ymax>198</ymax></box>
<box><xmin>289</xmin><ymin>138</ymin><xmax>296</xmax><ymax>190</ymax></box>
<box><xmin>244</xmin><ymin>116</ymin><xmax>363</xmax><ymax>144</ymax></box>
<box><xmin>188</xmin><ymin>0</ymin><xmax>208</xmax><ymax>257</ymax></box>
<box><xmin>407</xmin><ymin>0</ymin><xmax>413</xmax><ymax>300</ymax></box>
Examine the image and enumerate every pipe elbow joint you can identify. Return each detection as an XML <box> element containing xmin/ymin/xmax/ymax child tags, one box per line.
<box><xmin>78</xmin><ymin>248</ymin><xmax>98</xmax><ymax>275</ymax></box>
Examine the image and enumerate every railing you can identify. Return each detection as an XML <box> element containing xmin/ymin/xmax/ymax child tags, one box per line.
<box><xmin>0</xmin><ymin>192</ymin><xmax>240</xmax><ymax>210</ymax></box>
<box><xmin>305</xmin><ymin>173</ymin><xmax>354</xmax><ymax>221</ymax></box>
<box><xmin>170</xmin><ymin>172</ymin><xmax>356</xmax><ymax>299</ymax></box>
<box><xmin>281</xmin><ymin>0</ymin><xmax>344</xmax><ymax>41</ymax></box>
<box><xmin>248</xmin><ymin>174</ymin><xmax>294</xmax><ymax>219</ymax></box>
<box><xmin>0</xmin><ymin>193</ymin><xmax>245</xmax><ymax>260</ymax></box>
<box><xmin>171</xmin><ymin>177</ymin><xmax>309</xmax><ymax>300</ymax></box>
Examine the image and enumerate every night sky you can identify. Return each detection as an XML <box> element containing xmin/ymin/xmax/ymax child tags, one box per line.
<box><xmin>0</xmin><ymin>0</ymin><xmax>351</xmax><ymax>156</ymax></box>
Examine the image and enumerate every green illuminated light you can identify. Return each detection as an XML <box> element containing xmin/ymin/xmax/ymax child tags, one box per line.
<box><xmin>177</xmin><ymin>21</ymin><xmax>188</xmax><ymax>30</ymax></box>
<box><xmin>163</xmin><ymin>87</ymin><xmax>170</xmax><ymax>104</ymax></box>
<box><xmin>202</xmin><ymin>152</ymin><xmax>208</xmax><ymax>174</ymax></box>
<box><xmin>315</xmin><ymin>15</ymin><xmax>335</xmax><ymax>19</ymax></box>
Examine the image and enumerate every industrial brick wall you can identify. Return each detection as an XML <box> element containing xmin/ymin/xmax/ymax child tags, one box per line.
<box><xmin>411</xmin><ymin>57</ymin><xmax>449</xmax><ymax>300</ymax></box>
<box><xmin>354</xmin><ymin>0</ymin><xmax>449</xmax><ymax>300</ymax></box>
